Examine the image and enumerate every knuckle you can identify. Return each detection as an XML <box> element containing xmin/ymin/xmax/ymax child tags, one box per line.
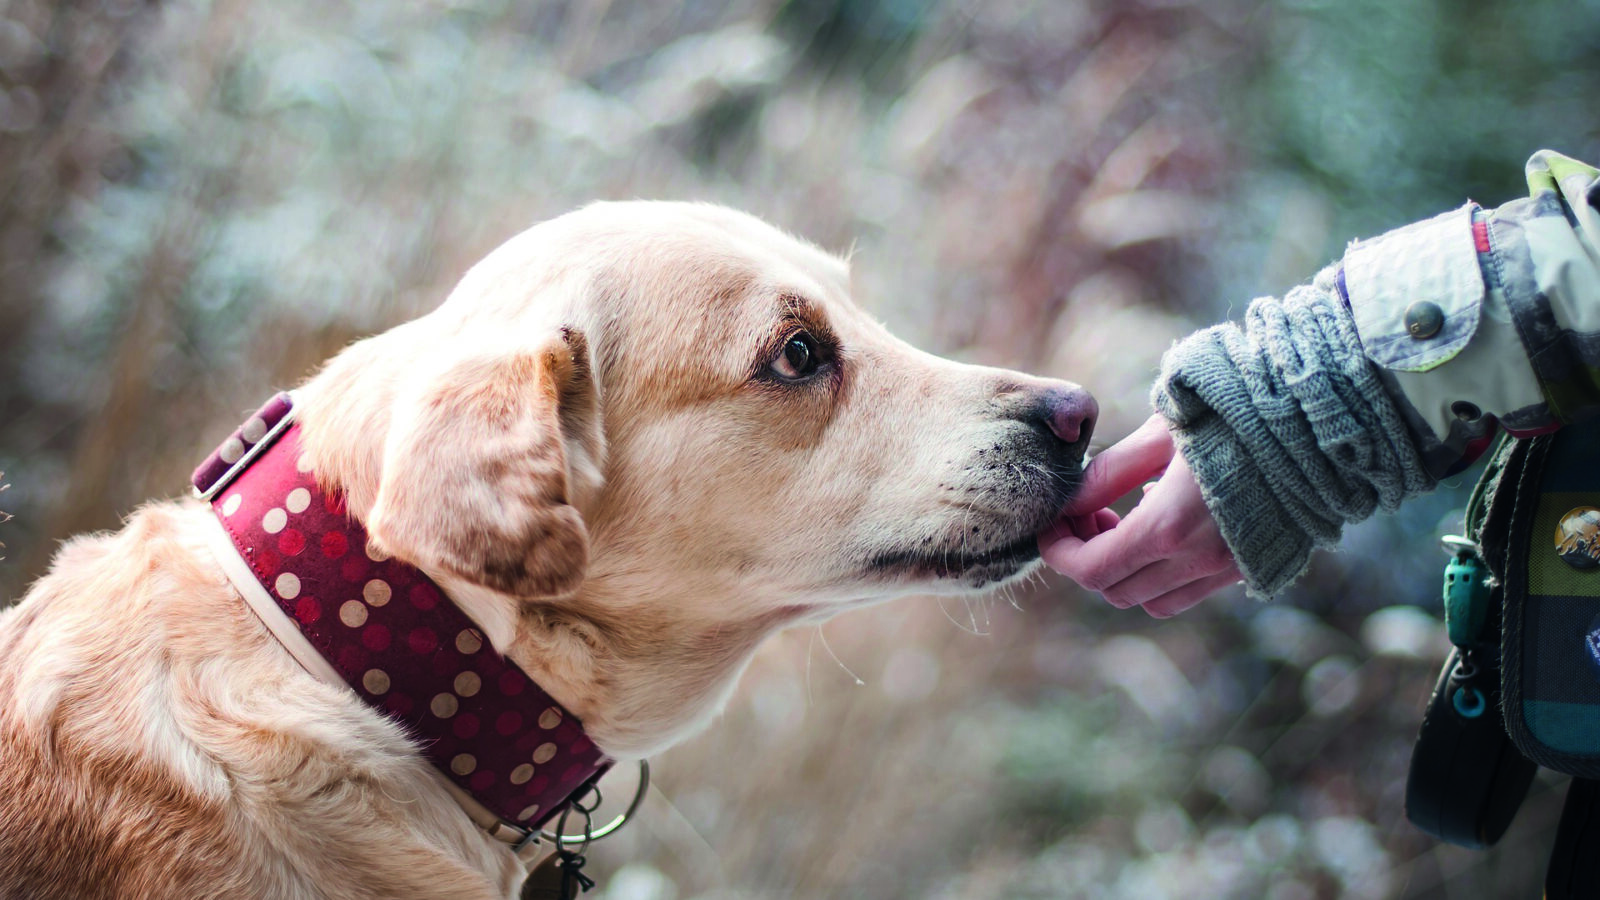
<box><xmin>1102</xmin><ymin>589</ymin><xmax>1133</xmax><ymax>609</ymax></box>
<box><xmin>1078</xmin><ymin>571</ymin><xmax>1111</xmax><ymax>593</ymax></box>
<box><xmin>1178</xmin><ymin>554</ymin><xmax>1220</xmax><ymax>581</ymax></box>
<box><xmin>1104</xmin><ymin>583</ymin><xmax>1151</xmax><ymax>609</ymax></box>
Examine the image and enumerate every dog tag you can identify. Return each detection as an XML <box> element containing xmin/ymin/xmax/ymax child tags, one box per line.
<box><xmin>520</xmin><ymin>854</ymin><xmax>578</xmax><ymax>900</ymax></box>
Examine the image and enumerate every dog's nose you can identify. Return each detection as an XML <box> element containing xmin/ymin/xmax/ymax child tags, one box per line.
<box><xmin>1043</xmin><ymin>386</ymin><xmax>1098</xmax><ymax>448</ymax></box>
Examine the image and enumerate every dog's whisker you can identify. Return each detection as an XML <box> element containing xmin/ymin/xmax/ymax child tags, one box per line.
<box><xmin>936</xmin><ymin>594</ymin><xmax>987</xmax><ymax>636</ymax></box>
<box><xmin>815</xmin><ymin>623</ymin><xmax>864</xmax><ymax>686</ymax></box>
<box><xmin>960</xmin><ymin>595</ymin><xmax>989</xmax><ymax>636</ymax></box>
<box><xmin>998</xmin><ymin>581</ymin><xmax>1022</xmax><ymax>613</ymax></box>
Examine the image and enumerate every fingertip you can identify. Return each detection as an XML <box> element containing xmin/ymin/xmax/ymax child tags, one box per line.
<box><xmin>1038</xmin><ymin>530</ymin><xmax>1084</xmax><ymax>571</ymax></box>
<box><xmin>1039</xmin><ymin>517</ymin><xmax>1075</xmax><ymax>545</ymax></box>
<box><xmin>1134</xmin><ymin>412</ymin><xmax>1176</xmax><ymax>443</ymax></box>
<box><xmin>1061</xmin><ymin>418</ymin><xmax>1178</xmax><ymax>515</ymax></box>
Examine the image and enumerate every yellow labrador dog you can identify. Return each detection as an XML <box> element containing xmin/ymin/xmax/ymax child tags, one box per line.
<box><xmin>0</xmin><ymin>203</ymin><xmax>1094</xmax><ymax>899</ymax></box>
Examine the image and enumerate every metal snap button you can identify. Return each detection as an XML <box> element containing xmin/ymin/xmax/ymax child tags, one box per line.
<box><xmin>1451</xmin><ymin>400</ymin><xmax>1482</xmax><ymax>422</ymax></box>
<box><xmin>1405</xmin><ymin>301</ymin><xmax>1445</xmax><ymax>339</ymax></box>
<box><xmin>1556</xmin><ymin>506</ymin><xmax>1600</xmax><ymax>569</ymax></box>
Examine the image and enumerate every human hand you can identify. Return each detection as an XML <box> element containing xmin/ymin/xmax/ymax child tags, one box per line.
<box><xmin>1038</xmin><ymin>414</ymin><xmax>1242</xmax><ymax>617</ymax></box>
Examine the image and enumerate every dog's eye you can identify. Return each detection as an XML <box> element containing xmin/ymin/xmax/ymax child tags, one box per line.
<box><xmin>770</xmin><ymin>333</ymin><xmax>822</xmax><ymax>381</ymax></box>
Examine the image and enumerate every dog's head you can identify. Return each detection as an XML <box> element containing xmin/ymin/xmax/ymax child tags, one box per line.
<box><xmin>297</xmin><ymin>202</ymin><xmax>1093</xmax><ymax>753</ymax></box>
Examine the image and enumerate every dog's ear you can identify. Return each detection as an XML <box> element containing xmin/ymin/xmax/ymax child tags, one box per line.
<box><xmin>366</xmin><ymin>327</ymin><xmax>602</xmax><ymax>598</ymax></box>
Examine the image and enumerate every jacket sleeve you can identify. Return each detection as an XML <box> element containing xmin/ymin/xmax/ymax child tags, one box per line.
<box><xmin>1342</xmin><ymin>150</ymin><xmax>1600</xmax><ymax>475</ymax></box>
<box><xmin>1151</xmin><ymin>151</ymin><xmax>1600</xmax><ymax>597</ymax></box>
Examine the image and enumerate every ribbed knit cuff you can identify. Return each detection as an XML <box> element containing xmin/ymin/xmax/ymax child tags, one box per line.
<box><xmin>1164</xmin><ymin>408</ymin><xmax>1315</xmax><ymax>598</ymax></box>
<box><xmin>1152</xmin><ymin>266</ymin><xmax>1438</xmax><ymax>598</ymax></box>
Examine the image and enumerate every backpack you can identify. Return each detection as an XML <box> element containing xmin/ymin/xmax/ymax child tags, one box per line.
<box><xmin>1406</xmin><ymin>418</ymin><xmax>1600</xmax><ymax>896</ymax></box>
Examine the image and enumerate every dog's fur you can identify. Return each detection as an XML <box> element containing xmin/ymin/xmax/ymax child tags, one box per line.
<box><xmin>0</xmin><ymin>203</ymin><xmax>1091</xmax><ymax>899</ymax></box>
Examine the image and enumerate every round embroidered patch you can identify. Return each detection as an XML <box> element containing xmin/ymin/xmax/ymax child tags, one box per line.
<box><xmin>1556</xmin><ymin>507</ymin><xmax>1600</xmax><ymax>569</ymax></box>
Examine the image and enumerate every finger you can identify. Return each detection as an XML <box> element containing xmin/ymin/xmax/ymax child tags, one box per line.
<box><xmin>1142</xmin><ymin>570</ymin><xmax>1244</xmax><ymax>619</ymax></box>
<box><xmin>1060</xmin><ymin>414</ymin><xmax>1175</xmax><ymax>516</ymax></box>
<box><xmin>1037</xmin><ymin>527</ymin><xmax>1084</xmax><ymax>569</ymax></box>
<box><xmin>1039</xmin><ymin>502</ymin><xmax>1171</xmax><ymax>591</ymax></box>
<box><xmin>1038</xmin><ymin>515</ymin><xmax>1079</xmax><ymax>556</ymax></box>
<box><xmin>1099</xmin><ymin>547</ymin><xmax>1236</xmax><ymax>609</ymax></box>
<box><xmin>1039</xmin><ymin>508</ymin><xmax>1120</xmax><ymax>559</ymax></box>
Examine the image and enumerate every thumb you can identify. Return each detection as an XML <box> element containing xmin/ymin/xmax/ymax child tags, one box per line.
<box><xmin>1060</xmin><ymin>414</ymin><xmax>1176</xmax><ymax>516</ymax></box>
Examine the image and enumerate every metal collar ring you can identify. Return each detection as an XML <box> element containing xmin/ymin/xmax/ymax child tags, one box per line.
<box><xmin>540</xmin><ymin>759</ymin><xmax>651</xmax><ymax>847</ymax></box>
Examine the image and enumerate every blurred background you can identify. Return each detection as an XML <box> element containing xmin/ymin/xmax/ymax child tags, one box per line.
<box><xmin>2</xmin><ymin>0</ymin><xmax>1599</xmax><ymax>897</ymax></box>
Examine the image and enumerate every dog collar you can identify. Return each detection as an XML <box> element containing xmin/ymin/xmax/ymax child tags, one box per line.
<box><xmin>192</xmin><ymin>392</ymin><xmax>611</xmax><ymax>845</ymax></box>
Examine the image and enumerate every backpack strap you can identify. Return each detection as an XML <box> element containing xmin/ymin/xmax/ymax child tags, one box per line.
<box><xmin>1547</xmin><ymin>777</ymin><xmax>1600</xmax><ymax>899</ymax></box>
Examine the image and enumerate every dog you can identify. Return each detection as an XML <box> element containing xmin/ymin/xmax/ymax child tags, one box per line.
<box><xmin>0</xmin><ymin>202</ymin><xmax>1095</xmax><ymax>899</ymax></box>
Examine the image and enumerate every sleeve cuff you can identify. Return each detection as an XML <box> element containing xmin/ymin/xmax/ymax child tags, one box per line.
<box><xmin>1167</xmin><ymin>413</ymin><xmax>1315</xmax><ymax>598</ymax></box>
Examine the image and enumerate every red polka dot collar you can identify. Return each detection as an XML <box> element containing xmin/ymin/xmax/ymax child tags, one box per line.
<box><xmin>192</xmin><ymin>393</ymin><xmax>611</xmax><ymax>846</ymax></box>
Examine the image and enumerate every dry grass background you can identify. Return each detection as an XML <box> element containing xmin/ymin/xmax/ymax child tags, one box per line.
<box><xmin>1</xmin><ymin>1</ymin><xmax>1598</xmax><ymax>897</ymax></box>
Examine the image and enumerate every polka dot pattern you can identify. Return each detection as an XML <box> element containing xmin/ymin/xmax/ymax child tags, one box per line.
<box><xmin>321</xmin><ymin>532</ymin><xmax>348</xmax><ymax>559</ymax></box>
<box><xmin>294</xmin><ymin>596</ymin><xmax>321</xmax><ymax>624</ymax></box>
<box><xmin>363</xmin><ymin>669</ymin><xmax>391</xmax><ymax>695</ymax></box>
<box><xmin>278</xmin><ymin>529</ymin><xmax>306</xmax><ymax>557</ymax></box>
<box><xmin>431</xmin><ymin>693</ymin><xmax>459</xmax><ymax>719</ymax></box>
<box><xmin>203</xmin><ymin>413</ymin><xmax>611</xmax><ymax>830</ymax></box>
<box><xmin>275</xmin><ymin>572</ymin><xmax>301</xmax><ymax>600</ymax></box>
<box><xmin>407</xmin><ymin>627</ymin><xmax>438</xmax><ymax>656</ymax></box>
<box><xmin>340</xmin><ymin>600</ymin><xmax>369</xmax><ymax>628</ymax></box>
<box><xmin>190</xmin><ymin>392</ymin><xmax>295</xmax><ymax>498</ymax></box>
<box><xmin>241</xmin><ymin>416</ymin><xmax>268</xmax><ymax>444</ymax></box>
<box><xmin>363</xmin><ymin>579</ymin><xmax>392</xmax><ymax>607</ymax></box>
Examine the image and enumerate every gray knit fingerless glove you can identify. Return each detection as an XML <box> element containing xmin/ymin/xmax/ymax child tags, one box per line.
<box><xmin>1151</xmin><ymin>266</ymin><xmax>1439</xmax><ymax>597</ymax></box>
